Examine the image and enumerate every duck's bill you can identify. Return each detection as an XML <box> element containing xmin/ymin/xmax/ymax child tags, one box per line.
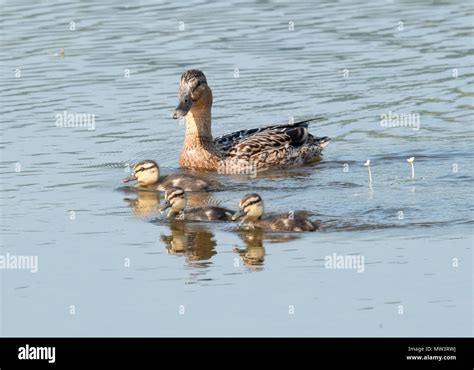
<box><xmin>158</xmin><ymin>202</ymin><xmax>171</xmax><ymax>212</ymax></box>
<box><xmin>231</xmin><ymin>210</ymin><xmax>245</xmax><ymax>221</ymax></box>
<box><xmin>122</xmin><ymin>174</ymin><xmax>137</xmax><ymax>183</ymax></box>
<box><xmin>172</xmin><ymin>97</ymin><xmax>192</xmax><ymax>119</ymax></box>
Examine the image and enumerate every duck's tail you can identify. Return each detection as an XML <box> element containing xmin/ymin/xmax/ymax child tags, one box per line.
<box><xmin>292</xmin><ymin>117</ymin><xmax>330</xmax><ymax>148</ymax></box>
<box><xmin>290</xmin><ymin>116</ymin><xmax>326</xmax><ymax>127</ymax></box>
<box><xmin>311</xmin><ymin>136</ymin><xmax>331</xmax><ymax>148</ymax></box>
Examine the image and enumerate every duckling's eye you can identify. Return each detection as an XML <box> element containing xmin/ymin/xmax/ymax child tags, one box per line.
<box><xmin>135</xmin><ymin>165</ymin><xmax>155</xmax><ymax>174</ymax></box>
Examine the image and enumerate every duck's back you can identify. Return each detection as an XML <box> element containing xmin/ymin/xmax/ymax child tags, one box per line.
<box><xmin>215</xmin><ymin>120</ymin><xmax>310</xmax><ymax>151</ymax></box>
<box><xmin>158</xmin><ymin>173</ymin><xmax>220</xmax><ymax>192</ymax></box>
<box><xmin>258</xmin><ymin>212</ymin><xmax>320</xmax><ymax>232</ymax></box>
<box><xmin>214</xmin><ymin>120</ymin><xmax>330</xmax><ymax>170</ymax></box>
<box><xmin>185</xmin><ymin>206</ymin><xmax>234</xmax><ymax>221</ymax></box>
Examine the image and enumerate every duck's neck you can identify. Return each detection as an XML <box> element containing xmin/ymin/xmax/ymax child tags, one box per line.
<box><xmin>184</xmin><ymin>108</ymin><xmax>213</xmax><ymax>141</ymax></box>
<box><xmin>180</xmin><ymin>106</ymin><xmax>222</xmax><ymax>170</ymax></box>
<box><xmin>241</xmin><ymin>215</ymin><xmax>263</xmax><ymax>230</ymax></box>
<box><xmin>244</xmin><ymin>215</ymin><xmax>262</xmax><ymax>223</ymax></box>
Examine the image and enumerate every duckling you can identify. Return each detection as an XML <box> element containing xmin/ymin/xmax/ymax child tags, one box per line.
<box><xmin>122</xmin><ymin>159</ymin><xmax>220</xmax><ymax>191</ymax></box>
<box><xmin>159</xmin><ymin>187</ymin><xmax>234</xmax><ymax>221</ymax></box>
<box><xmin>172</xmin><ymin>69</ymin><xmax>330</xmax><ymax>172</ymax></box>
<box><xmin>232</xmin><ymin>194</ymin><xmax>320</xmax><ymax>232</ymax></box>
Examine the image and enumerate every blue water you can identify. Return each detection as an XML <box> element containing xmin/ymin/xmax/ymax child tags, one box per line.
<box><xmin>0</xmin><ymin>0</ymin><xmax>472</xmax><ymax>336</ymax></box>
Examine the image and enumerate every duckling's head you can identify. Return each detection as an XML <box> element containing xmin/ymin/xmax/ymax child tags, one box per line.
<box><xmin>159</xmin><ymin>187</ymin><xmax>187</xmax><ymax>218</ymax></box>
<box><xmin>172</xmin><ymin>69</ymin><xmax>212</xmax><ymax>119</ymax></box>
<box><xmin>122</xmin><ymin>160</ymin><xmax>160</xmax><ymax>186</ymax></box>
<box><xmin>232</xmin><ymin>194</ymin><xmax>264</xmax><ymax>221</ymax></box>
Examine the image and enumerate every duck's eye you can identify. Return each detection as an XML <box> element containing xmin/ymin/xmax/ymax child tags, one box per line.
<box><xmin>191</xmin><ymin>81</ymin><xmax>201</xmax><ymax>93</ymax></box>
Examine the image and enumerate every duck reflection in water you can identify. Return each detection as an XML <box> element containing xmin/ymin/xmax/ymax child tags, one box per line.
<box><xmin>234</xmin><ymin>228</ymin><xmax>302</xmax><ymax>269</ymax></box>
<box><xmin>159</xmin><ymin>220</ymin><xmax>217</xmax><ymax>267</ymax></box>
<box><xmin>123</xmin><ymin>190</ymin><xmax>161</xmax><ymax>217</ymax></box>
<box><xmin>233</xmin><ymin>228</ymin><xmax>266</xmax><ymax>268</ymax></box>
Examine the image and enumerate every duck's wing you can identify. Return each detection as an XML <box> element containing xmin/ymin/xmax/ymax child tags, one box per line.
<box><xmin>224</xmin><ymin>125</ymin><xmax>313</xmax><ymax>165</ymax></box>
<box><xmin>187</xmin><ymin>206</ymin><xmax>234</xmax><ymax>221</ymax></box>
<box><xmin>214</xmin><ymin>117</ymin><xmax>324</xmax><ymax>153</ymax></box>
<box><xmin>264</xmin><ymin>213</ymin><xmax>320</xmax><ymax>232</ymax></box>
<box><xmin>160</xmin><ymin>173</ymin><xmax>219</xmax><ymax>191</ymax></box>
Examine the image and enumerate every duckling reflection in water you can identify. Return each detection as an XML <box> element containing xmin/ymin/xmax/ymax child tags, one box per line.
<box><xmin>159</xmin><ymin>187</ymin><xmax>234</xmax><ymax>221</ymax></box>
<box><xmin>233</xmin><ymin>229</ymin><xmax>266</xmax><ymax>267</ymax></box>
<box><xmin>159</xmin><ymin>221</ymin><xmax>217</xmax><ymax>265</ymax></box>
<box><xmin>232</xmin><ymin>194</ymin><xmax>320</xmax><ymax>232</ymax></box>
<box><xmin>122</xmin><ymin>159</ymin><xmax>221</xmax><ymax>192</ymax></box>
<box><xmin>124</xmin><ymin>190</ymin><xmax>161</xmax><ymax>217</ymax></box>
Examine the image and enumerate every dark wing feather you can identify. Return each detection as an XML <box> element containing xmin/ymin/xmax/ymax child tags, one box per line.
<box><xmin>214</xmin><ymin>117</ymin><xmax>323</xmax><ymax>152</ymax></box>
<box><xmin>226</xmin><ymin>127</ymin><xmax>307</xmax><ymax>163</ymax></box>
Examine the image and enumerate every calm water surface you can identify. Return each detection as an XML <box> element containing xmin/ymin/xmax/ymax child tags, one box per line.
<box><xmin>0</xmin><ymin>0</ymin><xmax>472</xmax><ymax>336</ymax></box>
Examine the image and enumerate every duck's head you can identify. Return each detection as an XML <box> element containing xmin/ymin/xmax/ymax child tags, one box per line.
<box><xmin>122</xmin><ymin>160</ymin><xmax>160</xmax><ymax>186</ymax></box>
<box><xmin>159</xmin><ymin>187</ymin><xmax>187</xmax><ymax>218</ymax></box>
<box><xmin>232</xmin><ymin>194</ymin><xmax>264</xmax><ymax>221</ymax></box>
<box><xmin>172</xmin><ymin>69</ymin><xmax>213</xmax><ymax>119</ymax></box>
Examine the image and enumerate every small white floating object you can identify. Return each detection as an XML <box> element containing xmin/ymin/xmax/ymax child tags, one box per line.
<box><xmin>364</xmin><ymin>159</ymin><xmax>372</xmax><ymax>183</ymax></box>
<box><xmin>407</xmin><ymin>157</ymin><xmax>415</xmax><ymax>179</ymax></box>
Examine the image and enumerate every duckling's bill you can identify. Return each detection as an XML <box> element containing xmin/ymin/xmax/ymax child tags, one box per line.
<box><xmin>157</xmin><ymin>202</ymin><xmax>171</xmax><ymax>212</ymax></box>
<box><xmin>122</xmin><ymin>174</ymin><xmax>137</xmax><ymax>183</ymax></box>
<box><xmin>232</xmin><ymin>210</ymin><xmax>245</xmax><ymax>221</ymax></box>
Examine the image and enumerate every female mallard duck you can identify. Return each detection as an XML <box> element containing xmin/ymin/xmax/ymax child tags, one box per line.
<box><xmin>232</xmin><ymin>194</ymin><xmax>320</xmax><ymax>232</ymax></box>
<box><xmin>122</xmin><ymin>159</ymin><xmax>220</xmax><ymax>191</ymax></box>
<box><xmin>172</xmin><ymin>69</ymin><xmax>330</xmax><ymax>172</ymax></box>
<box><xmin>159</xmin><ymin>187</ymin><xmax>234</xmax><ymax>221</ymax></box>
